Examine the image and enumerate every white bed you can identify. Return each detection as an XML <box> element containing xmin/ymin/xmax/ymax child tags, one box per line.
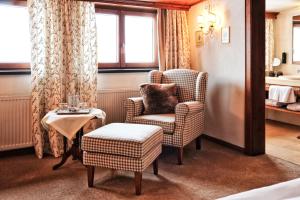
<box><xmin>218</xmin><ymin>178</ymin><xmax>300</xmax><ymax>200</ymax></box>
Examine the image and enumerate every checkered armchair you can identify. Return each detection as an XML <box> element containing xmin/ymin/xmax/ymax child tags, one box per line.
<box><xmin>125</xmin><ymin>69</ymin><xmax>208</xmax><ymax>164</ymax></box>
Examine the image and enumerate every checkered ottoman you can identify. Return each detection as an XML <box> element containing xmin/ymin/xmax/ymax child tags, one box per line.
<box><xmin>82</xmin><ymin>123</ymin><xmax>163</xmax><ymax>195</ymax></box>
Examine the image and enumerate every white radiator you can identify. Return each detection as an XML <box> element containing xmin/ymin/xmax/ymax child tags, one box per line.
<box><xmin>97</xmin><ymin>89</ymin><xmax>140</xmax><ymax>123</ymax></box>
<box><xmin>0</xmin><ymin>96</ymin><xmax>32</xmax><ymax>151</ymax></box>
<box><xmin>0</xmin><ymin>90</ymin><xmax>140</xmax><ymax>151</ymax></box>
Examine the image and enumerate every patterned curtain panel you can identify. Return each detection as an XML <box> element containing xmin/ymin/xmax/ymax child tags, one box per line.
<box><xmin>266</xmin><ymin>19</ymin><xmax>275</xmax><ymax>72</ymax></box>
<box><xmin>158</xmin><ymin>9</ymin><xmax>191</xmax><ymax>71</ymax></box>
<box><xmin>28</xmin><ymin>0</ymin><xmax>97</xmax><ymax>158</ymax></box>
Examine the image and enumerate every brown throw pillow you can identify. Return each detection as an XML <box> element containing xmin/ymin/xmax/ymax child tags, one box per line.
<box><xmin>140</xmin><ymin>83</ymin><xmax>178</xmax><ymax>115</ymax></box>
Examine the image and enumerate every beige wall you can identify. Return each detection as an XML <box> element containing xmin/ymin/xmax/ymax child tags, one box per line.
<box><xmin>276</xmin><ymin>7</ymin><xmax>300</xmax><ymax>74</ymax></box>
<box><xmin>189</xmin><ymin>0</ymin><xmax>245</xmax><ymax>147</ymax></box>
<box><xmin>0</xmin><ymin>73</ymin><xmax>147</xmax><ymax>96</ymax></box>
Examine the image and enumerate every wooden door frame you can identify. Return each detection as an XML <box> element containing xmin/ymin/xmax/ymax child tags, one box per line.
<box><xmin>244</xmin><ymin>0</ymin><xmax>266</xmax><ymax>155</ymax></box>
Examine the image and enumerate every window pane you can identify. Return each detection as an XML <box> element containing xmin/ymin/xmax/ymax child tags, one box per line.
<box><xmin>125</xmin><ymin>15</ymin><xmax>155</xmax><ymax>63</ymax></box>
<box><xmin>293</xmin><ymin>26</ymin><xmax>300</xmax><ymax>62</ymax></box>
<box><xmin>96</xmin><ymin>13</ymin><xmax>119</xmax><ymax>63</ymax></box>
<box><xmin>0</xmin><ymin>5</ymin><xmax>31</xmax><ymax>63</ymax></box>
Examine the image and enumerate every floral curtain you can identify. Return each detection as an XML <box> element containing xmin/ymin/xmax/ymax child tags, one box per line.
<box><xmin>266</xmin><ymin>18</ymin><xmax>275</xmax><ymax>72</ymax></box>
<box><xmin>28</xmin><ymin>0</ymin><xmax>97</xmax><ymax>158</ymax></box>
<box><xmin>158</xmin><ymin>9</ymin><xmax>191</xmax><ymax>71</ymax></box>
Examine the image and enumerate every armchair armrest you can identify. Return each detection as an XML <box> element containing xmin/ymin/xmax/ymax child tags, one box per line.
<box><xmin>175</xmin><ymin>101</ymin><xmax>204</xmax><ymax>116</ymax></box>
<box><xmin>125</xmin><ymin>97</ymin><xmax>144</xmax><ymax>121</ymax></box>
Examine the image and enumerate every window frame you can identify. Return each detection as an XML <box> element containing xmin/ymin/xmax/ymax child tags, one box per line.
<box><xmin>95</xmin><ymin>7</ymin><xmax>158</xmax><ymax>69</ymax></box>
<box><xmin>293</xmin><ymin>20</ymin><xmax>300</xmax><ymax>65</ymax></box>
<box><xmin>0</xmin><ymin>4</ymin><xmax>158</xmax><ymax>72</ymax></box>
<box><xmin>0</xmin><ymin>2</ymin><xmax>30</xmax><ymax>70</ymax></box>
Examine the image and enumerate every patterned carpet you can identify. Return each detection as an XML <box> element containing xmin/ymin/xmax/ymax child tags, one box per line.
<box><xmin>1</xmin><ymin>139</ymin><xmax>300</xmax><ymax>200</ymax></box>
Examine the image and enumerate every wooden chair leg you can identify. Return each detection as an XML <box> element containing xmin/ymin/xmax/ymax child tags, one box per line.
<box><xmin>134</xmin><ymin>172</ymin><xmax>142</xmax><ymax>195</ymax></box>
<box><xmin>177</xmin><ymin>147</ymin><xmax>183</xmax><ymax>165</ymax></box>
<box><xmin>87</xmin><ymin>166</ymin><xmax>95</xmax><ymax>187</ymax></box>
<box><xmin>153</xmin><ymin>159</ymin><xmax>158</xmax><ymax>175</ymax></box>
<box><xmin>196</xmin><ymin>136</ymin><xmax>202</xmax><ymax>150</ymax></box>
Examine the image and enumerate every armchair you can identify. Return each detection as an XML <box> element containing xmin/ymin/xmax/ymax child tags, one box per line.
<box><xmin>125</xmin><ymin>69</ymin><xmax>208</xmax><ymax>164</ymax></box>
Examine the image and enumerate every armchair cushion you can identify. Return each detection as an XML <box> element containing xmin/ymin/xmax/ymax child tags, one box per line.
<box><xmin>130</xmin><ymin>113</ymin><xmax>175</xmax><ymax>134</ymax></box>
<box><xmin>140</xmin><ymin>83</ymin><xmax>178</xmax><ymax>115</ymax></box>
<box><xmin>175</xmin><ymin>101</ymin><xmax>205</xmax><ymax>116</ymax></box>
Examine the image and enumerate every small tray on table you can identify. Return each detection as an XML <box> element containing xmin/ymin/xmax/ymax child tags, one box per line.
<box><xmin>56</xmin><ymin>109</ymin><xmax>90</xmax><ymax>115</ymax></box>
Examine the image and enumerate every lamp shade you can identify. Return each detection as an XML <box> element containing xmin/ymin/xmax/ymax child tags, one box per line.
<box><xmin>272</xmin><ymin>58</ymin><xmax>281</xmax><ymax>67</ymax></box>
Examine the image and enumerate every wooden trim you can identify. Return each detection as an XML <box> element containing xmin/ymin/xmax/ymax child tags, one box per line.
<box><xmin>265</xmin><ymin>12</ymin><xmax>279</xmax><ymax>19</ymax></box>
<box><xmin>98</xmin><ymin>67</ymin><xmax>157</xmax><ymax>73</ymax></box>
<box><xmin>201</xmin><ymin>134</ymin><xmax>245</xmax><ymax>153</ymax></box>
<box><xmin>95</xmin><ymin>4</ymin><xmax>157</xmax><ymax>13</ymax></box>
<box><xmin>95</xmin><ymin>7</ymin><xmax>120</xmax><ymax>14</ymax></box>
<box><xmin>98</xmin><ymin>63</ymin><xmax>120</xmax><ymax>68</ymax></box>
<box><xmin>245</xmin><ymin>0</ymin><xmax>265</xmax><ymax>155</ymax></box>
<box><xmin>266</xmin><ymin>105</ymin><xmax>300</xmax><ymax>115</ymax></box>
<box><xmin>293</xmin><ymin>16</ymin><xmax>300</xmax><ymax>21</ymax></box>
<box><xmin>0</xmin><ymin>63</ymin><xmax>30</xmax><ymax>69</ymax></box>
<box><xmin>93</xmin><ymin>0</ymin><xmax>190</xmax><ymax>10</ymax></box>
<box><xmin>9</xmin><ymin>0</ymin><xmax>204</xmax><ymax>10</ymax></box>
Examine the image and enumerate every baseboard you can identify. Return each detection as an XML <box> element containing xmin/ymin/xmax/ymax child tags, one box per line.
<box><xmin>0</xmin><ymin>147</ymin><xmax>35</xmax><ymax>158</ymax></box>
<box><xmin>0</xmin><ymin>136</ymin><xmax>245</xmax><ymax>157</ymax></box>
<box><xmin>202</xmin><ymin>134</ymin><xmax>245</xmax><ymax>153</ymax></box>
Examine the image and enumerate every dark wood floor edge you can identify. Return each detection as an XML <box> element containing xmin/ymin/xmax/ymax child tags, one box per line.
<box><xmin>0</xmin><ymin>147</ymin><xmax>35</xmax><ymax>158</ymax></box>
<box><xmin>201</xmin><ymin>134</ymin><xmax>245</xmax><ymax>153</ymax></box>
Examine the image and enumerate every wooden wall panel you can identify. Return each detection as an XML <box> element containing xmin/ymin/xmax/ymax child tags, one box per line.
<box><xmin>245</xmin><ymin>0</ymin><xmax>266</xmax><ymax>155</ymax></box>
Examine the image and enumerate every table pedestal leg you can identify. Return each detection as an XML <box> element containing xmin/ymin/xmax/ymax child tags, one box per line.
<box><xmin>52</xmin><ymin>128</ymin><xmax>83</xmax><ymax>170</ymax></box>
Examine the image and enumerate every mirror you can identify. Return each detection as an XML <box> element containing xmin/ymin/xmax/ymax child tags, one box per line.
<box><xmin>293</xmin><ymin>15</ymin><xmax>300</xmax><ymax>64</ymax></box>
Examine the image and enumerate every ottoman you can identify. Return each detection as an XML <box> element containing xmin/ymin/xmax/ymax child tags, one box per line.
<box><xmin>81</xmin><ymin>123</ymin><xmax>163</xmax><ymax>195</ymax></box>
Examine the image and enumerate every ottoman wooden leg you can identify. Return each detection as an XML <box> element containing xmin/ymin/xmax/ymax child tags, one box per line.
<box><xmin>134</xmin><ymin>172</ymin><xmax>142</xmax><ymax>195</ymax></box>
<box><xmin>87</xmin><ymin>166</ymin><xmax>95</xmax><ymax>187</ymax></box>
<box><xmin>153</xmin><ymin>158</ymin><xmax>158</xmax><ymax>175</ymax></box>
<box><xmin>196</xmin><ymin>136</ymin><xmax>202</xmax><ymax>150</ymax></box>
<box><xmin>177</xmin><ymin>147</ymin><xmax>183</xmax><ymax>165</ymax></box>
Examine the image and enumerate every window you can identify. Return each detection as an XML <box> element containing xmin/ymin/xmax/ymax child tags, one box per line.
<box><xmin>0</xmin><ymin>4</ymin><xmax>31</xmax><ymax>69</ymax></box>
<box><xmin>293</xmin><ymin>16</ymin><xmax>300</xmax><ymax>64</ymax></box>
<box><xmin>96</xmin><ymin>8</ymin><xmax>158</xmax><ymax>69</ymax></box>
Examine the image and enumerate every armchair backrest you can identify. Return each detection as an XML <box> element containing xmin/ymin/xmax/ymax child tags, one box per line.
<box><xmin>149</xmin><ymin>69</ymin><xmax>208</xmax><ymax>103</ymax></box>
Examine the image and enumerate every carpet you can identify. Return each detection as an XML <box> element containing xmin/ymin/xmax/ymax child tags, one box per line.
<box><xmin>1</xmin><ymin>139</ymin><xmax>300</xmax><ymax>200</ymax></box>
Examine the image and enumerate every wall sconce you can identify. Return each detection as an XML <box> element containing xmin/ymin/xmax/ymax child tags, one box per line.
<box><xmin>196</xmin><ymin>0</ymin><xmax>218</xmax><ymax>43</ymax></box>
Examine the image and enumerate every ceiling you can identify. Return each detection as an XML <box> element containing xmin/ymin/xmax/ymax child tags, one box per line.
<box><xmin>266</xmin><ymin>0</ymin><xmax>300</xmax><ymax>12</ymax></box>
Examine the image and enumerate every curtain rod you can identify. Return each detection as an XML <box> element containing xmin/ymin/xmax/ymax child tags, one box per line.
<box><xmin>5</xmin><ymin>0</ymin><xmax>198</xmax><ymax>11</ymax></box>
